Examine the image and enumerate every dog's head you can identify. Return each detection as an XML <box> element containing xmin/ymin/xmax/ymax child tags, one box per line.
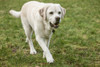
<box><xmin>39</xmin><ymin>4</ymin><xmax>66</xmax><ymax>28</ymax></box>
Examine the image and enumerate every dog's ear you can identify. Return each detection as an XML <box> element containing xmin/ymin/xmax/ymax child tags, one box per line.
<box><xmin>61</xmin><ymin>7</ymin><xmax>66</xmax><ymax>18</ymax></box>
<box><xmin>39</xmin><ymin>6</ymin><xmax>49</xmax><ymax>21</ymax></box>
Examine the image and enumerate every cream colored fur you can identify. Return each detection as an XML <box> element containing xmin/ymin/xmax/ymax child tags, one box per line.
<box><xmin>9</xmin><ymin>1</ymin><xmax>66</xmax><ymax>63</ymax></box>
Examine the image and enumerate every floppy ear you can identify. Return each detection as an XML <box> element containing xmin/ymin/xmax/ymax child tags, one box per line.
<box><xmin>61</xmin><ymin>7</ymin><xmax>66</xmax><ymax>18</ymax></box>
<box><xmin>39</xmin><ymin>6</ymin><xmax>48</xmax><ymax>21</ymax></box>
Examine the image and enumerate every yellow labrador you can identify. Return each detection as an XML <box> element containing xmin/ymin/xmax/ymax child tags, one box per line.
<box><xmin>9</xmin><ymin>1</ymin><xmax>66</xmax><ymax>63</ymax></box>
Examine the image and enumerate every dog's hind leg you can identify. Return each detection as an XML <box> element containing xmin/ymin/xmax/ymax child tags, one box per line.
<box><xmin>21</xmin><ymin>16</ymin><xmax>37</xmax><ymax>54</ymax></box>
<box><xmin>25</xmin><ymin>31</ymin><xmax>33</xmax><ymax>43</ymax></box>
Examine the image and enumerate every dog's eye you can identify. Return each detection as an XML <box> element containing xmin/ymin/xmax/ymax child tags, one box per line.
<box><xmin>49</xmin><ymin>12</ymin><xmax>53</xmax><ymax>15</ymax></box>
<box><xmin>58</xmin><ymin>12</ymin><xmax>61</xmax><ymax>14</ymax></box>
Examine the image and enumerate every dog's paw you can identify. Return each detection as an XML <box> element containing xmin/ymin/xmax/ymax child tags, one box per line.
<box><xmin>30</xmin><ymin>50</ymin><xmax>37</xmax><ymax>54</ymax></box>
<box><xmin>46</xmin><ymin>54</ymin><xmax>54</xmax><ymax>63</ymax></box>
<box><xmin>47</xmin><ymin>57</ymin><xmax>54</xmax><ymax>63</ymax></box>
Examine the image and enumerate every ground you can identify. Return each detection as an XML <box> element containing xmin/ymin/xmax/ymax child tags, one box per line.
<box><xmin>0</xmin><ymin>0</ymin><xmax>100</xmax><ymax>67</ymax></box>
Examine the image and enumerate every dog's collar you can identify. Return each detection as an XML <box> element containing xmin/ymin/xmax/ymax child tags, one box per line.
<box><xmin>52</xmin><ymin>29</ymin><xmax>55</xmax><ymax>33</ymax></box>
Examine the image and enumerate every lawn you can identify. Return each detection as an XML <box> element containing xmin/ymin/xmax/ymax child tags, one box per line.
<box><xmin>0</xmin><ymin>0</ymin><xmax>100</xmax><ymax>67</ymax></box>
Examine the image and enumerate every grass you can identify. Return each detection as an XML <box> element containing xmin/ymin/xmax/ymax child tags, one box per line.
<box><xmin>0</xmin><ymin>0</ymin><xmax>100</xmax><ymax>67</ymax></box>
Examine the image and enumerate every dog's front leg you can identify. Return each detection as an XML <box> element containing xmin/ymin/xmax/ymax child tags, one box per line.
<box><xmin>36</xmin><ymin>36</ymin><xmax>54</xmax><ymax>63</ymax></box>
<box><xmin>43</xmin><ymin>38</ymin><xmax>51</xmax><ymax>58</ymax></box>
<box><xmin>43</xmin><ymin>33</ymin><xmax>53</xmax><ymax>58</ymax></box>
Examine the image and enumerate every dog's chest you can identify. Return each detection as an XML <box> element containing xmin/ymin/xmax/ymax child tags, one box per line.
<box><xmin>35</xmin><ymin>21</ymin><xmax>52</xmax><ymax>38</ymax></box>
<box><xmin>44</xmin><ymin>29</ymin><xmax>52</xmax><ymax>37</ymax></box>
<box><xmin>39</xmin><ymin>29</ymin><xmax>52</xmax><ymax>38</ymax></box>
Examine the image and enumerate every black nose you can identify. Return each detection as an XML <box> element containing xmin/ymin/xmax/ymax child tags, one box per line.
<box><xmin>56</xmin><ymin>17</ymin><xmax>60</xmax><ymax>22</ymax></box>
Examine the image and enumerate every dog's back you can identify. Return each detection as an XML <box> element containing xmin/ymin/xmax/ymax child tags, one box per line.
<box><xmin>10</xmin><ymin>1</ymin><xmax>44</xmax><ymax>18</ymax></box>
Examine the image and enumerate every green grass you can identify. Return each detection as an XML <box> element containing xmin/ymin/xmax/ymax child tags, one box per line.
<box><xmin>0</xmin><ymin>0</ymin><xmax>100</xmax><ymax>67</ymax></box>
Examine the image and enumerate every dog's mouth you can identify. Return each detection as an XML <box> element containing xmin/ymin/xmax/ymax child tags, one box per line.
<box><xmin>50</xmin><ymin>22</ymin><xmax>59</xmax><ymax>28</ymax></box>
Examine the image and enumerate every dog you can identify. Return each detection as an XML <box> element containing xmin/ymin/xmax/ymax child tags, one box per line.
<box><xmin>9</xmin><ymin>1</ymin><xmax>66</xmax><ymax>63</ymax></box>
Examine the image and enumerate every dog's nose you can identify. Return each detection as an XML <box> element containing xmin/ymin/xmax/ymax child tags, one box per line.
<box><xmin>56</xmin><ymin>17</ymin><xmax>60</xmax><ymax>22</ymax></box>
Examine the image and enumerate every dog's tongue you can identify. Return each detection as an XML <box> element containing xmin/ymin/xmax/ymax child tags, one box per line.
<box><xmin>50</xmin><ymin>22</ymin><xmax>59</xmax><ymax>28</ymax></box>
<box><xmin>54</xmin><ymin>25</ymin><xmax>58</xmax><ymax>28</ymax></box>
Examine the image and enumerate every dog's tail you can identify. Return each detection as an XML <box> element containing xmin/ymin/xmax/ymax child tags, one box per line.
<box><xmin>9</xmin><ymin>10</ymin><xmax>21</xmax><ymax>18</ymax></box>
